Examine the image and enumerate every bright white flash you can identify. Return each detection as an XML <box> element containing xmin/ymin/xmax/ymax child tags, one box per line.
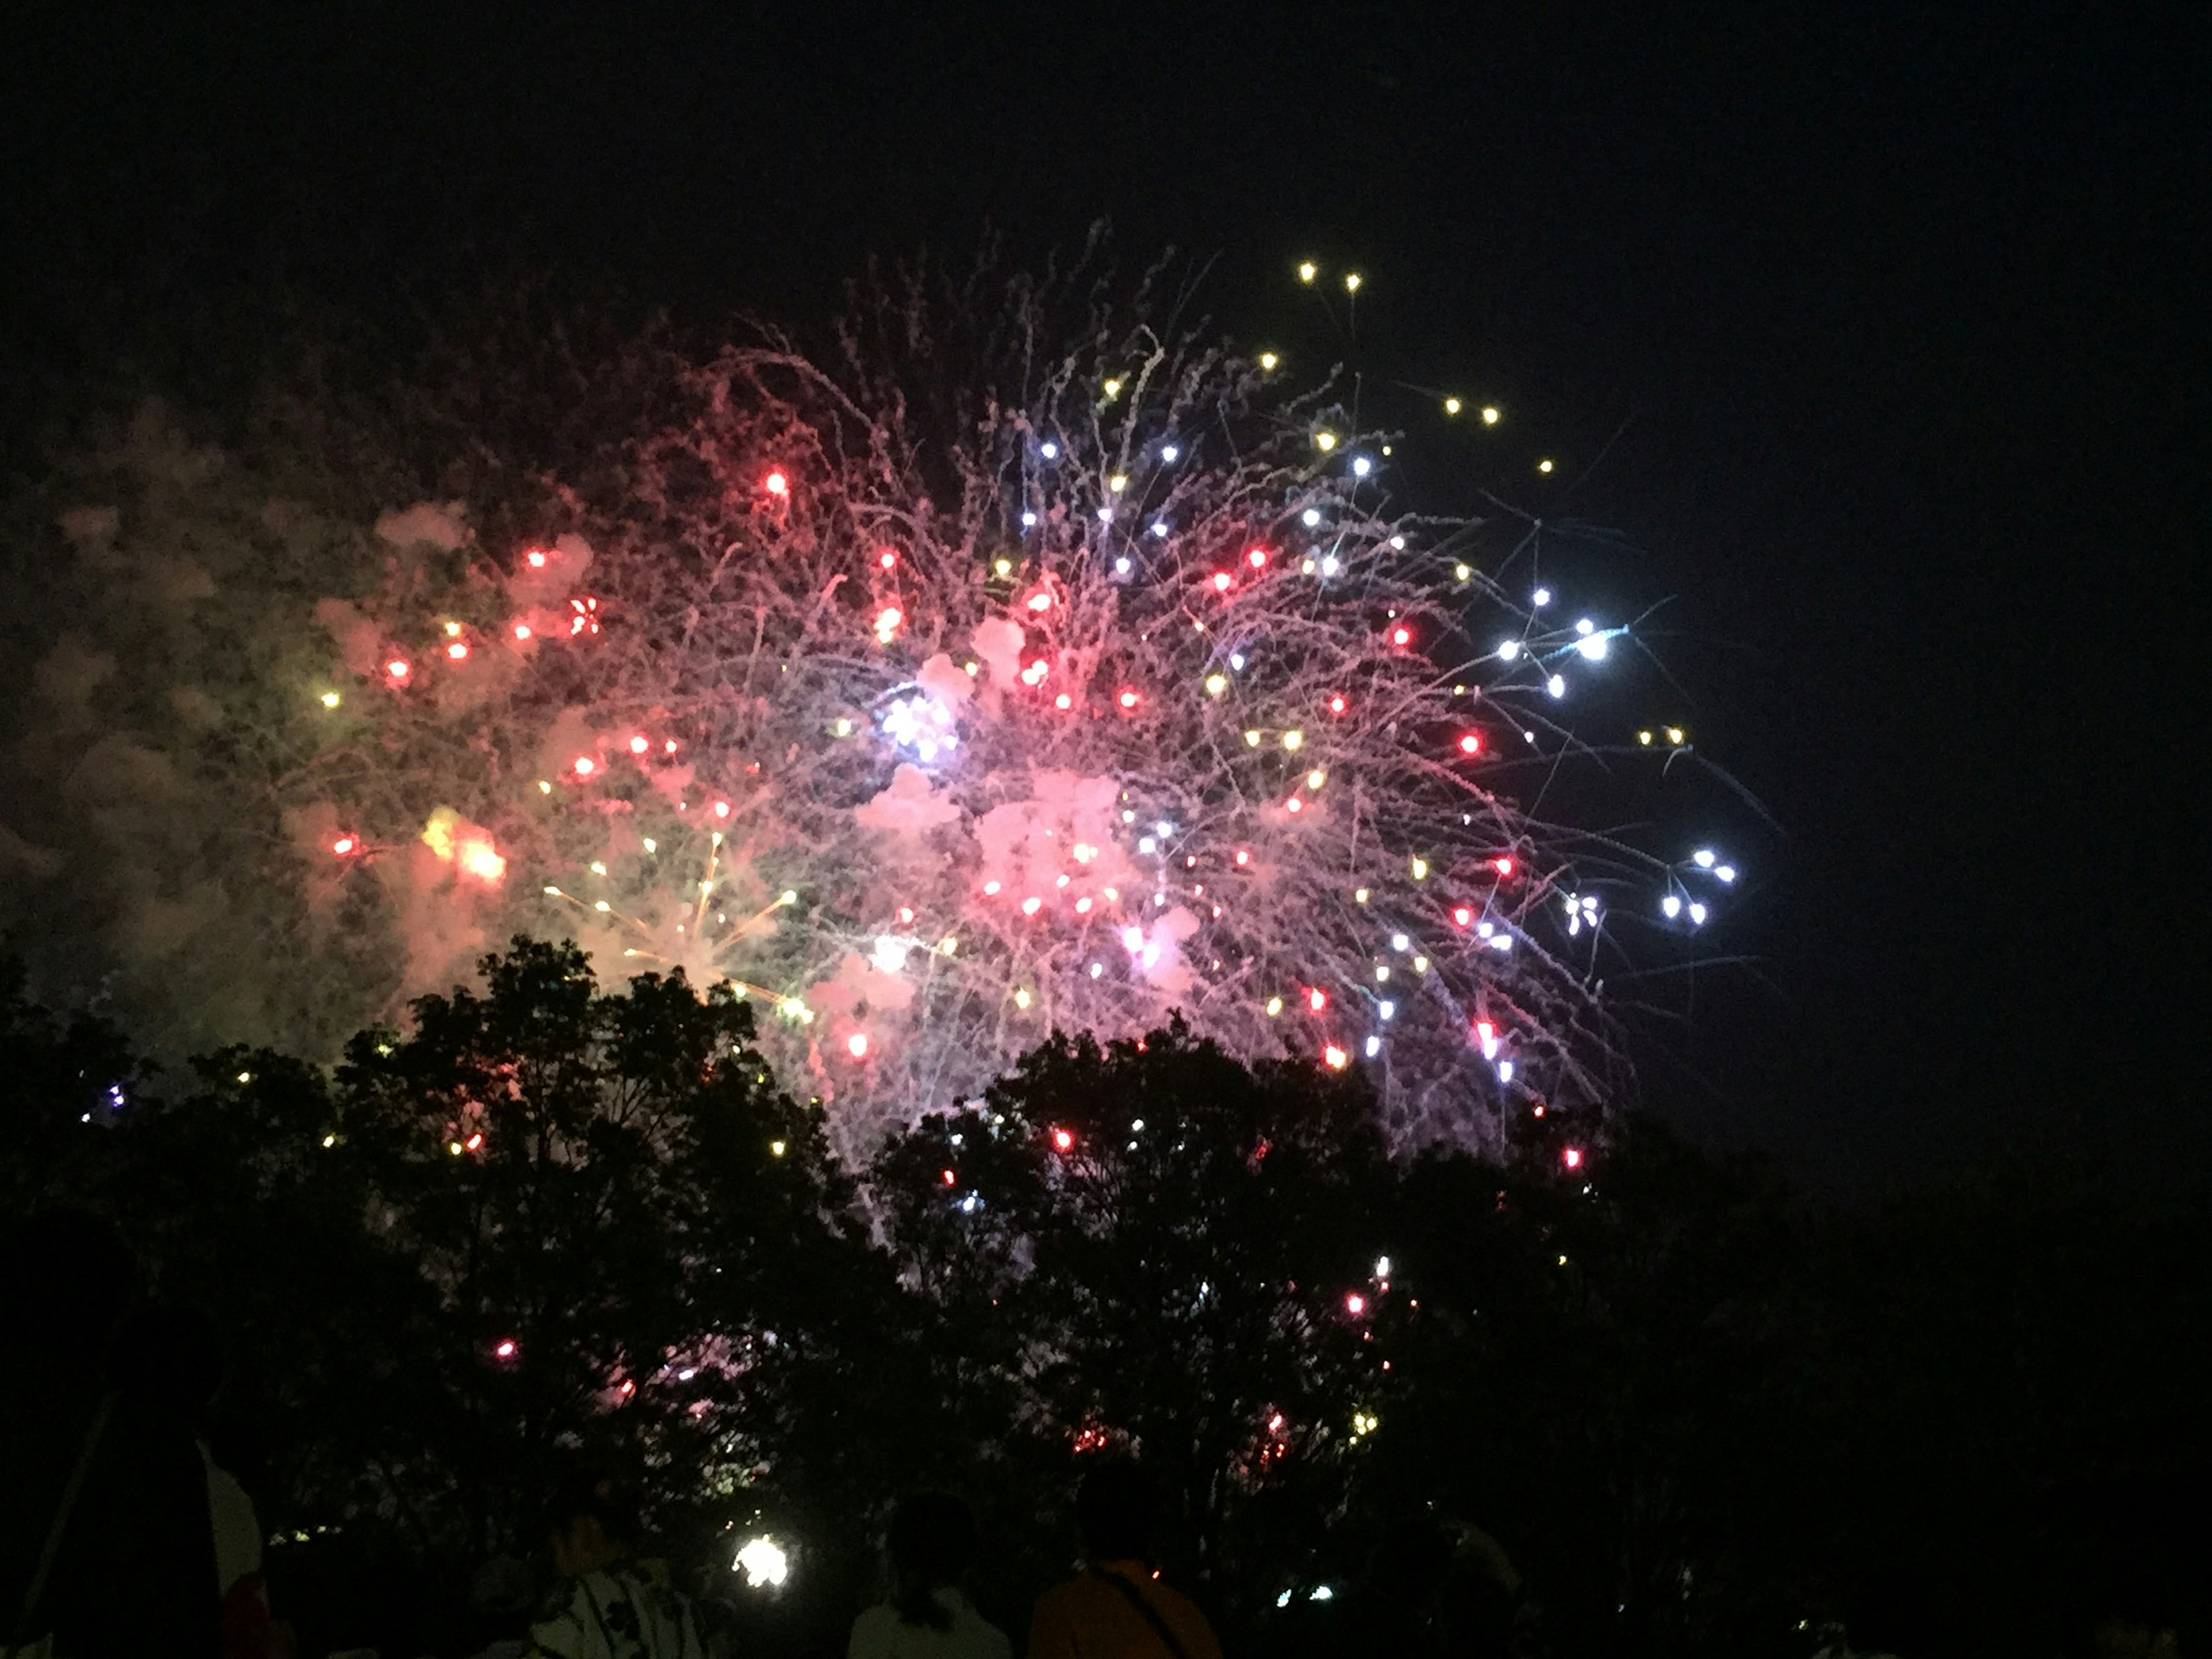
<box><xmin>734</xmin><ymin>1536</ymin><xmax>790</xmax><ymax>1587</ymax></box>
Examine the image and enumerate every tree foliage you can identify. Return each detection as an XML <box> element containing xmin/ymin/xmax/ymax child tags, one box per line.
<box><xmin>6</xmin><ymin>940</ymin><xmax>2208</xmax><ymax>1657</ymax></box>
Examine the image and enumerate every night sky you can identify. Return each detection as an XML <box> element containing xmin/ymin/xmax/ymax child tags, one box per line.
<box><xmin>5</xmin><ymin>2</ymin><xmax>2205</xmax><ymax>1191</ymax></box>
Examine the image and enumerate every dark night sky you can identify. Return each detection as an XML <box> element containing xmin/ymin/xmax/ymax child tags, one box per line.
<box><xmin>5</xmin><ymin>2</ymin><xmax>2206</xmax><ymax>1191</ymax></box>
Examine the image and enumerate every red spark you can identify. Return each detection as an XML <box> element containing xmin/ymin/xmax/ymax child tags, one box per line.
<box><xmin>1051</xmin><ymin>1127</ymin><xmax>1075</xmax><ymax>1153</ymax></box>
<box><xmin>763</xmin><ymin>469</ymin><xmax>789</xmax><ymax>496</ymax></box>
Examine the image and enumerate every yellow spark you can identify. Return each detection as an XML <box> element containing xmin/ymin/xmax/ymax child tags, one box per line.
<box><xmin>1266</xmin><ymin>996</ymin><xmax>1284</xmax><ymax>1017</ymax></box>
<box><xmin>1314</xmin><ymin>431</ymin><xmax>1338</xmax><ymax>453</ymax></box>
<box><xmin>1343</xmin><ymin>271</ymin><xmax>1362</xmax><ymax>293</ymax></box>
<box><xmin>1014</xmin><ymin>988</ymin><xmax>1033</xmax><ymax>1010</ymax></box>
<box><xmin>1109</xmin><ymin>474</ymin><xmax>1128</xmax><ymax>493</ymax></box>
<box><xmin>1481</xmin><ymin>406</ymin><xmax>1500</xmax><ymax>425</ymax></box>
<box><xmin>994</xmin><ymin>558</ymin><xmax>1013</xmax><ymax>577</ymax></box>
<box><xmin>770</xmin><ymin>1139</ymin><xmax>787</xmax><ymax>1157</ymax></box>
<box><xmin>1205</xmin><ymin>673</ymin><xmax>1228</xmax><ymax>696</ymax></box>
<box><xmin>1454</xmin><ymin>563</ymin><xmax>1472</xmax><ymax>582</ymax></box>
<box><xmin>1538</xmin><ymin>459</ymin><xmax>1555</xmax><ymax>474</ymax></box>
<box><xmin>319</xmin><ymin>691</ymin><xmax>342</xmax><ymax>709</ymax></box>
<box><xmin>1297</xmin><ymin>261</ymin><xmax>1317</xmax><ymax>284</ymax></box>
<box><xmin>1666</xmin><ymin>726</ymin><xmax>1686</xmax><ymax>745</ymax></box>
<box><xmin>1355</xmin><ymin>887</ymin><xmax>1370</xmax><ymax>904</ymax></box>
<box><xmin>1411</xmin><ymin>857</ymin><xmax>1429</xmax><ymax>881</ymax></box>
<box><xmin>1103</xmin><ymin>378</ymin><xmax>1123</xmax><ymax>399</ymax></box>
<box><xmin>1244</xmin><ymin>729</ymin><xmax>1263</xmax><ymax>747</ymax></box>
<box><xmin>443</xmin><ymin>620</ymin><xmax>462</xmax><ymax>637</ymax></box>
<box><xmin>1638</xmin><ymin>730</ymin><xmax>1654</xmax><ymax>745</ymax></box>
<box><xmin>1444</xmin><ymin>397</ymin><xmax>1462</xmax><ymax>416</ymax></box>
<box><xmin>1282</xmin><ymin>729</ymin><xmax>1304</xmax><ymax>752</ymax></box>
<box><xmin>1306</xmin><ymin>768</ymin><xmax>1326</xmax><ymax>790</ymax></box>
<box><xmin>1259</xmin><ymin>351</ymin><xmax>1279</xmax><ymax>371</ymax></box>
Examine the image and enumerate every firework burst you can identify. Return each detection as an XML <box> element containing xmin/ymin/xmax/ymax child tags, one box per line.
<box><xmin>278</xmin><ymin>256</ymin><xmax>1747</xmax><ymax>1154</ymax></box>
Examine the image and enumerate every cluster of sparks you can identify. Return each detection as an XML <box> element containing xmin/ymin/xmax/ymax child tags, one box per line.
<box><xmin>305</xmin><ymin>258</ymin><xmax>1741</xmax><ymax>1152</ymax></box>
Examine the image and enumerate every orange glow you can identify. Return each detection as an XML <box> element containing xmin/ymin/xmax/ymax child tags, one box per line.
<box><xmin>331</xmin><ymin>836</ymin><xmax>356</xmax><ymax>856</ymax></box>
<box><xmin>764</xmin><ymin>470</ymin><xmax>789</xmax><ymax>496</ymax></box>
<box><xmin>513</xmin><ymin>623</ymin><xmax>532</xmax><ymax>640</ymax></box>
<box><xmin>387</xmin><ymin>660</ymin><xmax>410</xmax><ymax>680</ymax></box>
<box><xmin>628</xmin><ymin>735</ymin><xmax>649</xmax><ymax>755</ymax></box>
<box><xmin>573</xmin><ymin>756</ymin><xmax>596</xmax><ymax>777</ymax></box>
<box><xmin>446</xmin><ymin>642</ymin><xmax>469</xmax><ymax>661</ymax></box>
<box><xmin>526</xmin><ymin>550</ymin><xmax>548</xmax><ymax>569</ymax></box>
